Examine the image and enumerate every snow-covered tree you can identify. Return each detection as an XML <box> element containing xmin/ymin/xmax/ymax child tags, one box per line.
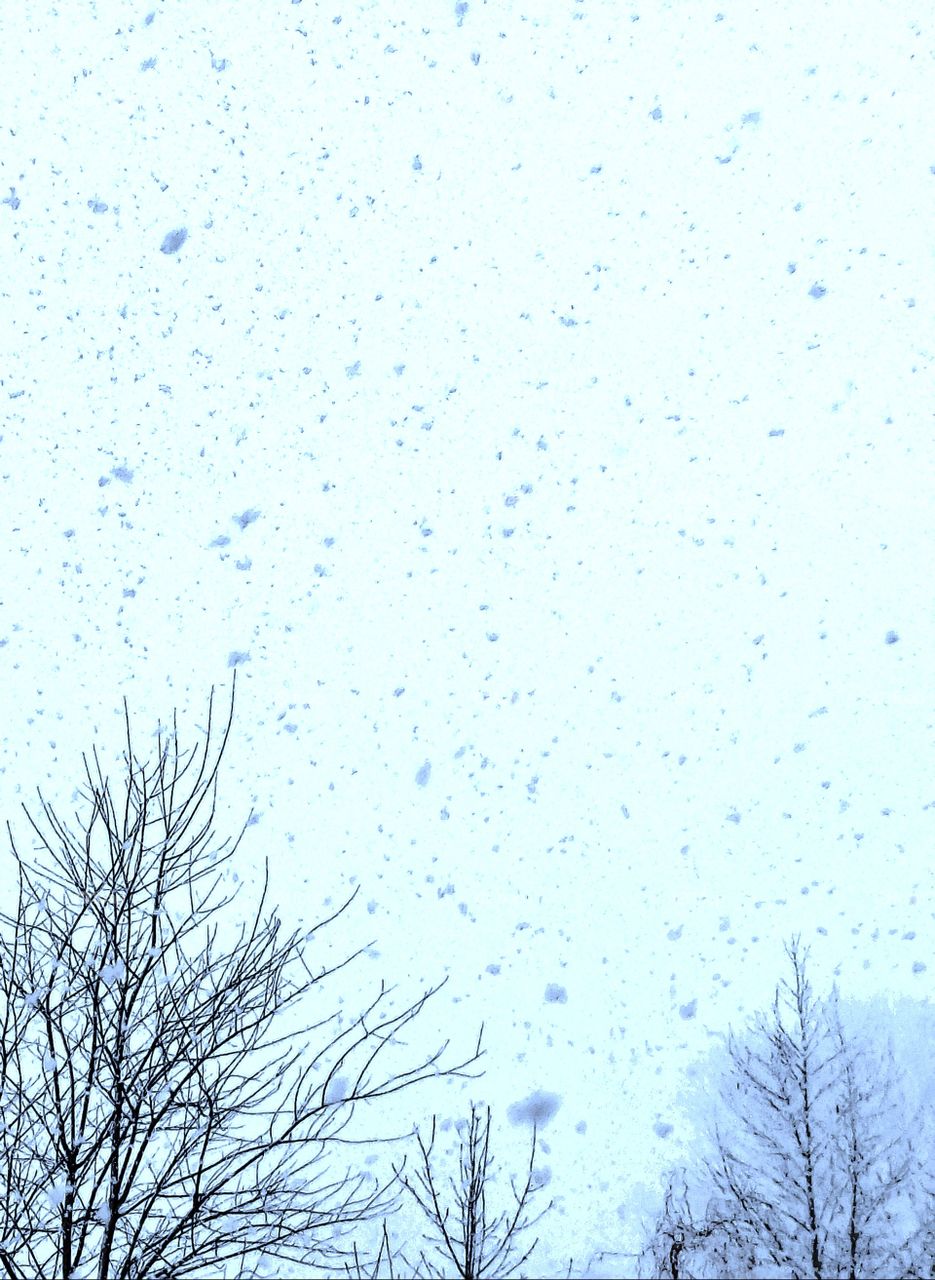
<box><xmin>0</xmin><ymin>679</ymin><xmax>483</xmax><ymax>1280</ymax></box>
<box><xmin>641</xmin><ymin>938</ymin><xmax>921</xmax><ymax>1279</ymax></box>
<box><xmin>823</xmin><ymin>991</ymin><xmax>916</xmax><ymax>1279</ymax></box>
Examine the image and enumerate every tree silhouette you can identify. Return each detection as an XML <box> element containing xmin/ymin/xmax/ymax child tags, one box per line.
<box><xmin>391</xmin><ymin>1102</ymin><xmax>553</xmax><ymax>1279</ymax></box>
<box><xmin>0</xmin><ymin>679</ymin><xmax>483</xmax><ymax>1279</ymax></box>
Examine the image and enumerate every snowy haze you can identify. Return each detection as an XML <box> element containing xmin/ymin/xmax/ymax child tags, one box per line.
<box><xmin>0</xmin><ymin>0</ymin><xmax>932</xmax><ymax>1273</ymax></box>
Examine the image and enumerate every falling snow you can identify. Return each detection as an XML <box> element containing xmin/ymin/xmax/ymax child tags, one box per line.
<box><xmin>0</xmin><ymin>4</ymin><xmax>930</xmax><ymax>1275</ymax></box>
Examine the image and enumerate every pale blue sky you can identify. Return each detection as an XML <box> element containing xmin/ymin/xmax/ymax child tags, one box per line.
<box><xmin>0</xmin><ymin>2</ymin><xmax>932</xmax><ymax>1273</ymax></box>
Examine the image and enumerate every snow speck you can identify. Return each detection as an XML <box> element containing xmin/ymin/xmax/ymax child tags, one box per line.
<box><xmin>809</xmin><ymin>282</ymin><xmax>827</xmax><ymax>299</ymax></box>
<box><xmin>544</xmin><ymin>983</ymin><xmax>568</xmax><ymax>1004</ymax></box>
<box><xmin>233</xmin><ymin>508</ymin><xmax>261</xmax><ymax>530</ymax></box>
<box><xmin>679</xmin><ymin>999</ymin><xmax>698</xmax><ymax>1020</ymax></box>
<box><xmin>227</xmin><ymin>651</ymin><xmax>250</xmax><ymax>668</ymax></box>
<box><xmin>885</xmin><ymin>630</ymin><xmax>899</xmax><ymax>645</ymax></box>
<box><xmin>653</xmin><ymin>1121</ymin><xmax>674</xmax><ymax>1139</ymax></box>
<box><xmin>507</xmin><ymin>1089</ymin><xmax>562</xmax><ymax>1128</ymax></box>
<box><xmin>160</xmin><ymin>227</ymin><xmax>188</xmax><ymax>255</ymax></box>
<box><xmin>415</xmin><ymin>761</ymin><xmax>431</xmax><ymax>787</ymax></box>
<box><xmin>325</xmin><ymin>1076</ymin><xmax>350</xmax><ymax>1104</ymax></box>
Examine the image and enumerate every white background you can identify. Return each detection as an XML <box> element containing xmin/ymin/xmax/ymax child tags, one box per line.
<box><xmin>0</xmin><ymin>1</ymin><xmax>932</xmax><ymax>1272</ymax></box>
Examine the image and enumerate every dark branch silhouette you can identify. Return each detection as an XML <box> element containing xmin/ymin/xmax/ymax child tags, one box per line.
<box><xmin>390</xmin><ymin>1102</ymin><xmax>553</xmax><ymax>1279</ymax></box>
<box><xmin>0</xmin><ymin>678</ymin><xmax>483</xmax><ymax>1279</ymax></box>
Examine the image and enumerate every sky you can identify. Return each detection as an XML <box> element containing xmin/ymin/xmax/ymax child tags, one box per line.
<box><xmin>0</xmin><ymin>1</ymin><xmax>932</xmax><ymax>1274</ymax></box>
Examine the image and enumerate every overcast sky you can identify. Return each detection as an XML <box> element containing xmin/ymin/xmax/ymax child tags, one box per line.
<box><xmin>1</xmin><ymin>1</ymin><xmax>932</xmax><ymax>1273</ymax></box>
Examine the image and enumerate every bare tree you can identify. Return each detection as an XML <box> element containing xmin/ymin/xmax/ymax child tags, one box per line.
<box><xmin>641</xmin><ymin>938</ymin><xmax>920</xmax><ymax>1279</ymax></box>
<box><xmin>0</xmin><ymin>680</ymin><xmax>483</xmax><ymax>1280</ymax></box>
<box><xmin>388</xmin><ymin>1102</ymin><xmax>553</xmax><ymax>1279</ymax></box>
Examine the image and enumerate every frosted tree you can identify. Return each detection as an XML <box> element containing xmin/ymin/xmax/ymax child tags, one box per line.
<box><xmin>0</xmin><ymin>680</ymin><xmax>483</xmax><ymax>1280</ymax></box>
<box><xmin>641</xmin><ymin>938</ymin><xmax>920</xmax><ymax>1279</ymax></box>
<box><xmin>707</xmin><ymin>937</ymin><xmax>842</xmax><ymax>1278</ymax></box>
<box><xmin>823</xmin><ymin>992</ymin><xmax>916</xmax><ymax>1279</ymax></box>
<box><xmin>638</xmin><ymin>1167</ymin><xmax>755</xmax><ymax>1280</ymax></box>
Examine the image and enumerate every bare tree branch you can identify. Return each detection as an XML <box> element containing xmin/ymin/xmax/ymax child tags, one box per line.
<box><xmin>390</xmin><ymin>1102</ymin><xmax>552</xmax><ymax>1279</ymax></box>
<box><xmin>0</xmin><ymin>679</ymin><xmax>484</xmax><ymax>1279</ymax></box>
